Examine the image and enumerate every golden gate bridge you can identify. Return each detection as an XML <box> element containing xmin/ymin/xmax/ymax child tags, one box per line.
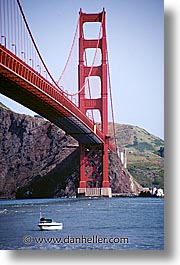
<box><xmin>0</xmin><ymin>0</ymin><xmax>118</xmax><ymax>197</ymax></box>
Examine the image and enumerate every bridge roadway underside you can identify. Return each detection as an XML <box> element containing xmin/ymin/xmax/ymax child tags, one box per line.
<box><xmin>0</xmin><ymin>74</ymin><xmax>103</xmax><ymax>145</ymax></box>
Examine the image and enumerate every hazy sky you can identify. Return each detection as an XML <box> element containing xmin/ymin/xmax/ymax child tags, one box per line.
<box><xmin>0</xmin><ymin>0</ymin><xmax>164</xmax><ymax>139</ymax></box>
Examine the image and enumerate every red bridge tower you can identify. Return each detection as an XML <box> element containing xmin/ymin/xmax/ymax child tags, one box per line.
<box><xmin>78</xmin><ymin>9</ymin><xmax>112</xmax><ymax>197</ymax></box>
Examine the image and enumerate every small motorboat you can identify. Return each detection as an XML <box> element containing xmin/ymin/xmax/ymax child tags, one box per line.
<box><xmin>38</xmin><ymin>217</ymin><xmax>63</xmax><ymax>231</ymax></box>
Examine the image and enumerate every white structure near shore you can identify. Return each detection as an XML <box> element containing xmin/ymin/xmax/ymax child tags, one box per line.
<box><xmin>151</xmin><ymin>187</ymin><xmax>164</xmax><ymax>197</ymax></box>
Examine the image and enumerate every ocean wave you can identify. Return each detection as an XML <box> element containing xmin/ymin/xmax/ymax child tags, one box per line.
<box><xmin>0</xmin><ymin>209</ymin><xmax>8</xmax><ymax>214</ymax></box>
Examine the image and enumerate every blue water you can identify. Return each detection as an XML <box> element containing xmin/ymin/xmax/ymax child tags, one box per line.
<box><xmin>0</xmin><ymin>197</ymin><xmax>164</xmax><ymax>250</ymax></box>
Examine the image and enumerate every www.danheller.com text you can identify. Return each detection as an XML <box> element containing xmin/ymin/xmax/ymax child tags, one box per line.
<box><xmin>23</xmin><ymin>235</ymin><xmax>129</xmax><ymax>245</ymax></box>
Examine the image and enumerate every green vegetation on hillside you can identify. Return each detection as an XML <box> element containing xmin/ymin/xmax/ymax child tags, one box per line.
<box><xmin>112</xmin><ymin>124</ymin><xmax>164</xmax><ymax>189</ymax></box>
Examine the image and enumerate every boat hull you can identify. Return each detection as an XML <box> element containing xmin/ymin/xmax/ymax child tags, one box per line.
<box><xmin>38</xmin><ymin>223</ymin><xmax>63</xmax><ymax>231</ymax></box>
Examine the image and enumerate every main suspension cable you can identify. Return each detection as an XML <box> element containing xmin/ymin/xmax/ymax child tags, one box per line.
<box><xmin>56</xmin><ymin>15</ymin><xmax>80</xmax><ymax>85</ymax></box>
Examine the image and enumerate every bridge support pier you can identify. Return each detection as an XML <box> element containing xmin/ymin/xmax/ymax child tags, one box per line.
<box><xmin>77</xmin><ymin>142</ymin><xmax>112</xmax><ymax>198</ymax></box>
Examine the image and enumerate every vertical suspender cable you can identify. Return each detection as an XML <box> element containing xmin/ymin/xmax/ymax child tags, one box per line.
<box><xmin>14</xmin><ymin>0</ymin><xmax>17</xmax><ymax>47</ymax></box>
<box><xmin>10</xmin><ymin>0</ymin><xmax>13</xmax><ymax>50</ymax></box>
<box><xmin>7</xmin><ymin>0</ymin><xmax>10</xmax><ymax>48</ymax></box>
<box><xmin>17</xmin><ymin>0</ymin><xmax>20</xmax><ymax>56</ymax></box>
<box><xmin>2</xmin><ymin>0</ymin><xmax>7</xmax><ymax>47</ymax></box>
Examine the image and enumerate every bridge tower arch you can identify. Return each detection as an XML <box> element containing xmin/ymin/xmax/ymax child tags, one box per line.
<box><xmin>78</xmin><ymin>9</ymin><xmax>111</xmax><ymax>197</ymax></box>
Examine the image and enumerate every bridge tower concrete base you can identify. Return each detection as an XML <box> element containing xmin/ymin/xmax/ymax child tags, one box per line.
<box><xmin>78</xmin><ymin>9</ymin><xmax>111</xmax><ymax>197</ymax></box>
<box><xmin>78</xmin><ymin>188</ymin><xmax>112</xmax><ymax>198</ymax></box>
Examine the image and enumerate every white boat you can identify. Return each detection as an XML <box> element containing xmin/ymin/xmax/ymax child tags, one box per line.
<box><xmin>38</xmin><ymin>217</ymin><xmax>63</xmax><ymax>231</ymax></box>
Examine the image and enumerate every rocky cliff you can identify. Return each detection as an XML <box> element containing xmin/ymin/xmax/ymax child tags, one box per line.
<box><xmin>0</xmin><ymin>105</ymin><xmax>142</xmax><ymax>199</ymax></box>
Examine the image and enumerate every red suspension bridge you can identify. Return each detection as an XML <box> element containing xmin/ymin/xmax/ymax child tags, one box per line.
<box><xmin>0</xmin><ymin>0</ymin><xmax>118</xmax><ymax>197</ymax></box>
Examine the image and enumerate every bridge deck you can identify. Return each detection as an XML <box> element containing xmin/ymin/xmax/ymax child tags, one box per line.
<box><xmin>0</xmin><ymin>45</ymin><xmax>104</xmax><ymax>144</ymax></box>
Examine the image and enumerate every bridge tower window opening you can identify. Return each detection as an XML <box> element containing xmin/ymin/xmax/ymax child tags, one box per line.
<box><xmin>85</xmin><ymin>76</ymin><xmax>101</xmax><ymax>99</ymax></box>
<box><xmin>84</xmin><ymin>48</ymin><xmax>102</xmax><ymax>67</ymax></box>
<box><xmin>86</xmin><ymin>109</ymin><xmax>102</xmax><ymax>129</ymax></box>
<box><xmin>83</xmin><ymin>22</ymin><xmax>102</xmax><ymax>40</ymax></box>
